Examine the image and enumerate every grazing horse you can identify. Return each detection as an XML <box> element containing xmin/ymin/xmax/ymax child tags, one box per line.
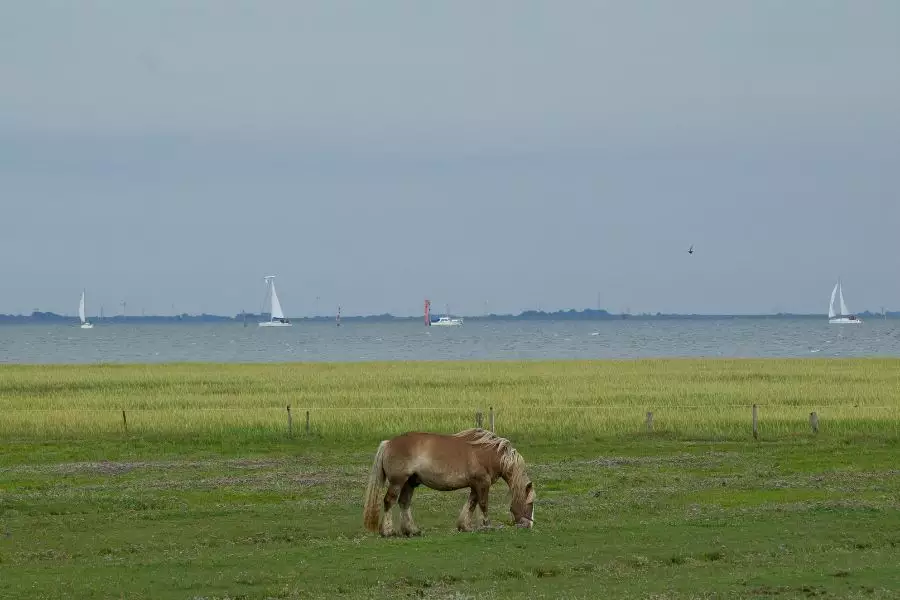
<box><xmin>362</xmin><ymin>428</ymin><xmax>535</xmax><ymax>536</ymax></box>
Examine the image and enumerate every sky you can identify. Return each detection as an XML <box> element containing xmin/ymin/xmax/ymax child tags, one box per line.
<box><xmin>2</xmin><ymin>1</ymin><xmax>899</xmax><ymax>317</ymax></box>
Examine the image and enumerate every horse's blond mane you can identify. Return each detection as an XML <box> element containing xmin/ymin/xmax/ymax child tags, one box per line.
<box><xmin>453</xmin><ymin>428</ymin><xmax>530</xmax><ymax>503</ymax></box>
<box><xmin>454</xmin><ymin>427</ymin><xmax>511</xmax><ymax>452</ymax></box>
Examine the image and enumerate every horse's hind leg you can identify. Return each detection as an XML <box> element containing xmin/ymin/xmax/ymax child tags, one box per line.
<box><xmin>398</xmin><ymin>479</ymin><xmax>421</xmax><ymax>537</ymax></box>
<box><xmin>457</xmin><ymin>489</ymin><xmax>478</xmax><ymax>532</ymax></box>
<box><xmin>380</xmin><ymin>480</ymin><xmax>404</xmax><ymax>537</ymax></box>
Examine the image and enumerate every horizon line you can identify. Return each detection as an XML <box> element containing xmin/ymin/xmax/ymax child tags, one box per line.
<box><xmin>2</xmin><ymin>306</ymin><xmax>894</xmax><ymax>321</ymax></box>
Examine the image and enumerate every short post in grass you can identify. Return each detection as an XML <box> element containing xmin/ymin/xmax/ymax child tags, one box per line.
<box><xmin>305</xmin><ymin>410</ymin><xmax>310</xmax><ymax>435</ymax></box>
<box><xmin>287</xmin><ymin>405</ymin><xmax>292</xmax><ymax>437</ymax></box>
<box><xmin>122</xmin><ymin>410</ymin><xmax>128</xmax><ymax>435</ymax></box>
<box><xmin>475</xmin><ymin>411</ymin><xmax>483</xmax><ymax>429</ymax></box>
<box><xmin>809</xmin><ymin>411</ymin><xmax>819</xmax><ymax>434</ymax></box>
<box><xmin>646</xmin><ymin>411</ymin><xmax>654</xmax><ymax>432</ymax></box>
<box><xmin>489</xmin><ymin>407</ymin><xmax>495</xmax><ymax>432</ymax></box>
<box><xmin>752</xmin><ymin>404</ymin><xmax>758</xmax><ymax>440</ymax></box>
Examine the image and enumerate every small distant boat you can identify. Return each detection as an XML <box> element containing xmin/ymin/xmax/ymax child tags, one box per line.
<box><xmin>432</xmin><ymin>303</ymin><xmax>463</xmax><ymax>326</ymax></box>
<box><xmin>828</xmin><ymin>279</ymin><xmax>861</xmax><ymax>324</ymax></box>
<box><xmin>78</xmin><ymin>290</ymin><xmax>93</xmax><ymax>329</ymax></box>
<box><xmin>259</xmin><ymin>275</ymin><xmax>292</xmax><ymax>327</ymax></box>
<box><xmin>432</xmin><ymin>316</ymin><xmax>463</xmax><ymax>326</ymax></box>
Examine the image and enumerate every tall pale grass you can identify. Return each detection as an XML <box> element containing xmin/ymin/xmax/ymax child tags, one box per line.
<box><xmin>1</xmin><ymin>359</ymin><xmax>898</xmax><ymax>441</ymax></box>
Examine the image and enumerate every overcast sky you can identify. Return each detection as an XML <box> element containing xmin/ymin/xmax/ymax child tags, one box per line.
<box><xmin>2</xmin><ymin>1</ymin><xmax>898</xmax><ymax>317</ymax></box>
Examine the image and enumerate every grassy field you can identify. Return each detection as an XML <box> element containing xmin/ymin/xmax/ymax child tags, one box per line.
<box><xmin>1</xmin><ymin>359</ymin><xmax>899</xmax><ymax>599</ymax></box>
<box><xmin>2</xmin><ymin>359</ymin><xmax>899</xmax><ymax>442</ymax></box>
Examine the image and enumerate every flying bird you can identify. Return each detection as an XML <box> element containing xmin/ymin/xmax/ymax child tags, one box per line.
<box><xmin>688</xmin><ymin>245</ymin><xmax>694</xmax><ymax>255</ymax></box>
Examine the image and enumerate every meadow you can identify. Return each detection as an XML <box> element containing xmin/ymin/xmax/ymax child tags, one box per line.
<box><xmin>1</xmin><ymin>359</ymin><xmax>899</xmax><ymax>598</ymax></box>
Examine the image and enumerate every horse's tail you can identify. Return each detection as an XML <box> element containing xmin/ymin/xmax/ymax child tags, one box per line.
<box><xmin>362</xmin><ymin>440</ymin><xmax>388</xmax><ymax>532</ymax></box>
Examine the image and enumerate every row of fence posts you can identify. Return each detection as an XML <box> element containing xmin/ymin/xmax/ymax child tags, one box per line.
<box><xmin>116</xmin><ymin>404</ymin><xmax>822</xmax><ymax>438</ymax></box>
<box><xmin>643</xmin><ymin>404</ymin><xmax>820</xmax><ymax>438</ymax></box>
<box><xmin>283</xmin><ymin>404</ymin><xmax>818</xmax><ymax>438</ymax></box>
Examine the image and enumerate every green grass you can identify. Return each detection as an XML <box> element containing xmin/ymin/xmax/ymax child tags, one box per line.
<box><xmin>1</xmin><ymin>359</ymin><xmax>899</xmax><ymax>598</ymax></box>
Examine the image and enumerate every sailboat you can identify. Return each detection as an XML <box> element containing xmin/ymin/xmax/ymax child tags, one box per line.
<box><xmin>258</xmin><ymin>275</ymin><xmax>292</xmax><ymax>327</ymax></box>
<box><xmin>828</xmin><ymin>279</ymin><xmax>861</xmax><ymax>324</ymax></box>
<box><xmin>78</xmin><ymin>290</ymin><xmax>94</xmax><ymax>329</ymax></box>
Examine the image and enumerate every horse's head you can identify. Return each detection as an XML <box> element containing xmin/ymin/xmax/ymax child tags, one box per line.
<box><xmin>499</xmin><ymin>446</ymin><xmax>535</xmax><ymax>528</ymax></box>
<box><xmin>510</xmin><ymin>480</ymin><xmax>535</xmax><ymax>528</ymax></box>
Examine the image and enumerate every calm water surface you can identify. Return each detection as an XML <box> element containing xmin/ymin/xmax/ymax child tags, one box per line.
<box><xmin>1</xmin><ymin>319</ymin><xmax>899</xmax><ymax>364</ymax></box>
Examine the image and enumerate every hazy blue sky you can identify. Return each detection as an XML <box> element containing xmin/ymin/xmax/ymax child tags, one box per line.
<box><xmin>2</xmin><ymin>1</ymin><xmax>899</xmax><ymax>317</ymax></box>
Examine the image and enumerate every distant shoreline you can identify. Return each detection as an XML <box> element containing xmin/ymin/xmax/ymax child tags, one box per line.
<box><xmin>1</xmin><ymin>308</ymin><xmax>894</xmax><ymax>324</ymax></box>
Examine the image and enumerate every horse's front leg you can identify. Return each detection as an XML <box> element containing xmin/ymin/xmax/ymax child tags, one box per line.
<box><xmin>457</xmin><ymin>489</ymin><xmax>478</xmax><ymax>532</ymax></box>
<box><xmin>476</xmin><ymin>484</ymin><xmax>491</xmax><ymax>529</ymax></box>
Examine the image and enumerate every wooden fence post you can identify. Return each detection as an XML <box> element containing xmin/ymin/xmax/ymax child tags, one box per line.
<box><xmin>646</xmin><ymin>411</ymin><xmax>654</xmax><ymax>432</ymax></box>
<box><xmin>752</xmin><ymin>404</ymin><xmax>758</xmax><ymax>440</ymax></box>
<box><xmin>305</xmin><ymin>410</ymin><xmax>311</xmax><ymax>435</ymax></box>
<box><xmin>287</xmin><ymin>405</ymin><xmax>292</xmax><ymax>437</ymax></box>
<box><xmin>809</xmin><ymin>411</ymin><xmax>819</xmax><ymax>434</ymax></box>
<box><xmin>475</xmin><ymin>411</ymin><xmax>483</xmax><ymax>429</ymax></box>
<box><xmin>489</xmin><ymin>407</ymin><xmax>495</xmax><ymax>432</ymax></box>
<box><xmin>122</xmin><ymin>410</ymin><xmax>128</xmax><ymax>435</ymax></box>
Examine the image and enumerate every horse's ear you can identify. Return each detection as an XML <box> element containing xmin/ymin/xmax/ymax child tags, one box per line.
<box><xmin>525</xmin><ymin>481</ymin><xmax>535</xmax><ymax>504</ymax></box>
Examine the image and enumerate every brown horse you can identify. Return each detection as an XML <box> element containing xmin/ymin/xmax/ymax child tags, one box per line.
<box><xmin>362</xmin><ymin>428</ymin><xmax>535</xmax><ymax>536</ymax></box>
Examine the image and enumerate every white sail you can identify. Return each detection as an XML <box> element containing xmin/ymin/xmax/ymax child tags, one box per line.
<box><xmin>828</xmin><ymin>283</ymin><xmax>838</xmax><ymax>319</ymax></box>
<box><xmin>839</xmin><ymin>283</ymin><xmax>849</xmax><ymax>316</ymax></box>
<box><xmin>259</xmin><ymin>275</ymin><xmax>291</xmax><ymax>326</ymax></box>
<box><xmin>78</xmin><ymin>289</ymin><xmax>93</xmax><ymax>328</ymax></box>
<box><xmin>828</xmin><ymin>279</ymin><xmax>861</xmax><ymax>324</ymax></box>
<box><xmin>270</xmin><ymin>281</ymin><xmax>285</xmax><ymax>319</ymax></box>
<box><xmin>79</xmin><ymin>290</ymin><xmax>87</xmax><ymax>324</ymax></box>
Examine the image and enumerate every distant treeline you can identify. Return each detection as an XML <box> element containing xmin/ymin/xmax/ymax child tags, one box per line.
<box><xmin>0</xmin><ymin>311</ymin><xmax>236</xmax><ymax>324</ymax></box>
<box><xmin>1</xmin><ymin>308</ymin><xmax>896</xmax><ymax>325</ymax></box>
